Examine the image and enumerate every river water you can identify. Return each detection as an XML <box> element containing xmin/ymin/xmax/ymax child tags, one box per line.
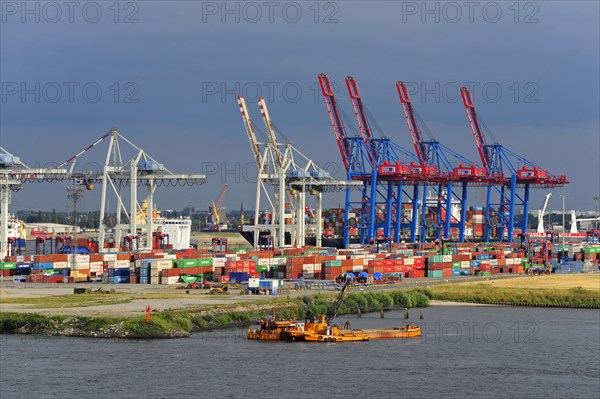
<box><xmin>1</xmin><ymin>306</ymin><xmax>599</xmax><ymax>399</ymax></box>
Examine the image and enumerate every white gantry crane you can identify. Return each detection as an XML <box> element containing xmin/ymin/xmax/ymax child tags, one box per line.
<box><xmin>238</xmin><ymin>96</ymin><xmax>360</xmax><ymax>248</ymax></box>
<box><xmin>58</xmin><ymin>128</ymin><xmax>206</xmax><ymax>251</ymax></box>
<box><xmin>0</xmin><ymin>147</ymin><xmax>68</xmax><ymax>259</ymax></box>
<box><xmin>536</xmin><ymin>193</ymin><xmax>552</xmax><ymax>233</ymax></box>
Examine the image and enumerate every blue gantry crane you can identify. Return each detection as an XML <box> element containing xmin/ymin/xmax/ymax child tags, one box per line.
<box><xmin>319</xmin><ymin>73</ymin><xmax>437</xmax><ymax>247</ymax></box>
<box><xmin>396</xmin><ymin>81</ymin><xmax>490</xmax><ymax>242</ymax></box>
<box><xmin>460</xmin><ymin>87</ymin><xmax>568</xmax><ymax>242</ymax></box>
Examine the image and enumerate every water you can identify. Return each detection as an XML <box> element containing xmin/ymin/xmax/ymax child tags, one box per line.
<box><xmin>1</xmin><ymin>306</ymin><xmax>599</xmax><ymax>399</ymax></box>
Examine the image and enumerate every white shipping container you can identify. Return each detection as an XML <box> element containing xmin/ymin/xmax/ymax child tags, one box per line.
<box><xmin>336</xmin><ymin>256</ymin><xmax>347</xmax><ymax>260</ymax></box>
<box><xmin>258</xmin><ymin>258</ymin><xmax>270</xmax><ymax>266</ymax></box>
<box><xmin>115</xmin><ymin>260</ymin><xmax>130</xmax><ymax>268</ymax></box>
<box><xmin>151</xmin><ymin>259</ymin><xmax>173</xmax><ymax>269</ymax></box>
<box><xmin>213</xmin><ymin>257</ymin><xmax>227</xmax><ymax>267</ymax></box>
<box><xmin>104</xmin><ymin>254</ymin><xmax>117</xmax><ymax>262</ymax></box>
<box><xmin>72</xmin><ymin>262</ymin><xmax>90</xmax><ymax>271</ymax></box>
<box><xmin>489</xmin><ymin>259</ymin><xmax>498</xmax><ymax>266</ymax></box>
<box><xmin>461</xmin><ymin>261</ymin><xmax>471</xmax><ymax>268</ymax></box>
<box><xmin>352</xmin><ymin>266</ymin><xmax>364</xmax><ymax>272</ymax></box>
<box><xmin>53</xmin><ymin>262</ymin><xmax>68</xmax><ymax>269</ymax></box>
<box><xmin>150</xmin><ymin>276</ymin><xmax>161</xmax><ymax>285</ymax></box>
<box><xmin>404</xmin><ymin>258</ymin><xmax>415</xmax><ymax>265</ymax></box>
<box><xmin>248</xmin><ymin>278</ymin><xmax>260</xmax><ymax>288</ymax></box>
<box><xmin>163</xmin><ymin>254</ymin><xmax>177</xmax><ymax>260</ymax></box>
<box><xmin>302</xmin><ymin>264</ymin><xmax>316</xmax><ymax>272</ymax></box>
<box><xmin>442</xmin><ymin>255</ymin><xmax>452</xmax><ymax>262</ymax></box>
<box><xmin>161</xmin><ymin>276</ymin><xmax>180</xmax><ymax>285</ymax></box>
<box><xmin>76</xmin><ymin>254</ymin><xmax>90</xmax><ymax>263</ymax></box>
<box><xmin>277</xmin><ymin>257</ymin><xmax>287</xmax><ymax>265</ymax></box>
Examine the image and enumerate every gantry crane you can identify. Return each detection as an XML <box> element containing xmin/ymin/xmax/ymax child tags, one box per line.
<box><xmin>460</xmin><ymin>87</ymin><xmax>568</xmax><ymax>242</ymax></box>
<box><xmin>319</xmin><ymin>73</ymin><xmax>377</xmax><ymax>247</ymax></box>
<box><xmin>344</xmin><ymin>76</ymin><xmax>430</xmax><ymax>244</ymax></box>
<box><xmin>58</xmin><ymin>128</ymin><xmax>206</xmax><ymax>251</ymax></box>
<box><xmin>238</xmin><ymin>96</ymin><xmax>354</xmax><ymax>248</ymax></box>
<box><xmin>396</xmin><ymin>81</ymin><xmax>489</xmax><ymax>242</ymax></box>
<box><xmin>0</xmin><ymin>147</ymin><xmax>68</xmax><ymax>259</ymax></box>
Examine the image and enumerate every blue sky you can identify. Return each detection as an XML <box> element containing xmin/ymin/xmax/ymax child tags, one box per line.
<box><xmin>1</xmin><ymin>0</ymin><xmax>599</xmax><ymax>214</ymax></box>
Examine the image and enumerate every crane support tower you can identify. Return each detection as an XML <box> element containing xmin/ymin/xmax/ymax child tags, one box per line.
<box><xmin>397</xmin><ymin>81</ymin><xmax>489</xmax><ymax>242</ymax></box>
<box><xmin>58</xmin><ymin>128</ymin><xmax>206</xmax><ymax>251</ymax></box>
<box><xmin>320</xmin><ymin>73</ymin><xmax>435</xmax><ymax>246</ymax></box>
<box><xmin>238</xmin><ymin>96</ymin><xmax>359</xmax><ymax>249</ymax></box>
<box><xmin>460</xmin><ymin>87</ymin><xmax>567</xmax><ymax>242</ymax></box>
<box><xmin>0</xmin><ymin>147</ymin><xmax>69</xmax><ymax>259</ymax></box>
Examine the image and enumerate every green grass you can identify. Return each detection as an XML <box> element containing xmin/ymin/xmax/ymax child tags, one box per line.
<box><xmin>0</xmin><ymin>288</ymin><xmax>432</xmax><ymax>338</ymax></box>
<box><xmin>0</xmin><ymin>292</ymin><xmax>192</xmax><ymax>308</ymax></box>
<box><xmin>425</xmin><ymin>284</ymin><xmax>600</xmax><ymax>307</ymax></box>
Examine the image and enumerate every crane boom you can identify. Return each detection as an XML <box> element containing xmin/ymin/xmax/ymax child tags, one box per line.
<box><xmin>318</xmin><ymin>73</ymin><xmax>351</xmax><ymax>172</ymax></box>
<box><xmin>216</xmin><ymin>184</ymin><xmax>227</xmax><ymax>210</ymax></box>
<box><xmin>237</xmin><ymin>96</ymin><xmax>263</xmax><ymax>170</ymax></box>
<box><xmin>396</xmin><ymin>81</ymin><xmax>428</xmax><ymax>166</ymax></box>
<box><xmin>211</xmin><ymin>200</ymin><xmax>219</xmax><ymax>223</ymax></box>
<box><xmin>325</xmin><ymin>277</ymin><xmax>353</xmax><ymax>325</ymax></box>
<box><xmin>345</xmin><ymin>76</ymin><xmax>377</xmax><ymax>164</ymax></box>
<box><xmin>258</xmin><ymin>97</ymin><xmax>284</xmax><ymax>168</ymax></box>
<box><xmin>210</xmin><ymin>184</ymin><xmax>227</xmax><ymax>232</ymax></box>
<box><xmin>460</xmin><ymin>87</ymin><xmax>492</xmax><ymax>174</ymax></box>
<box><xmin>537</xmin><ymin>193</ymin><xmax>552</xmax><ymax>233</ymax></box>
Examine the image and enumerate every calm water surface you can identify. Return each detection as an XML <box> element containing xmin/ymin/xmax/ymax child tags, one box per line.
<box><xmin>1</xmin><ymin>306</ymin><xmax>599</xmax><ymax>399</ymax></box>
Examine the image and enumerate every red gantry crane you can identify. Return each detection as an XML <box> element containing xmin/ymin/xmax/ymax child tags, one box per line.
<box><xmin>460</xmin><ymin>86</ymin><xmax>567</xmax><ymax>242</ymax></box>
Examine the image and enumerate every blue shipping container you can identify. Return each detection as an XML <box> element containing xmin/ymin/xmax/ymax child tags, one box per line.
<box><xmin>15</xmin><ymin>266</ymin><xmax>32</xmax><ymax>275</ymax></box>
<box><xmin>35</xmin><ymin>262</ymin><xmax>54</xmax><ymax>270</ymax></box>
<box><xmin>229</xmin><ymin>272</ymin><xmax>249</xmax><ymax>283</ymax></box>
<box><xmin>113</xmin><ymin>276</ymin><xmax>130</xmax><ymax>284</ymax></box>
<box><xmin>113</xmin><ymin>269</ymin><xmax>130</xmax><ymax>277</ymax></box>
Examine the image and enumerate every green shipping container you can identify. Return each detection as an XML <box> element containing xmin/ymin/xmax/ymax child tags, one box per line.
<box><xmin>1</xmin><ymin>262</ymin><xmax>17</xmax><ymax>270</ymax></box>
<box><xmin>256</xmin><ymin>265</ymin><xmax>268</xmax><ymax>273</ymax></box>
<box><xmin>198</xmin><ymin>258</ymin><xmax>213</xmax><ymax>267</ymax></box>
<box><xmin>427</xmin><ymin>270</ymin><xmax>443</xmax><ymax>278</ymax></box>
<box><xmin>178</xmin><ymin>259</ymin><xmax>198</xmax><ymax>268</ymax></box>
<box><xmin>452</xmin><ymin>261</ymin><xmax>461</xmax><ymax>269</ymax></box>
<box><xmin>324</xmin><ymin>260</ymin><xmax>342</xmax><ymax>267</ymax></box>
<box><xmin>180</xmin><ymin>275</ymin><xmax>203</xmax><ymax>283</ymax></box>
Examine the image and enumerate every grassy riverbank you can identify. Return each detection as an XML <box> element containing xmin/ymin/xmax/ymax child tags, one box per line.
<box><xmin>0</xmin><ymin>289</ymin><xmax>430</xmax><ymax>338</ymax></box>
<box><xmin>424</xmin><ymin>284</ymin><xmax>600</xmax><ymax>307</ymax></box>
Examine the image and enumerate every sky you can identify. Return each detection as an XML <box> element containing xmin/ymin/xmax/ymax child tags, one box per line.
<box><xmin>1</xmin><ymin>0</ymin><xmax>599</xmax><ymax>216</ymax></box>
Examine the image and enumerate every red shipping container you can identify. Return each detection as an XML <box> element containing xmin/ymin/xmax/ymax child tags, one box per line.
<box><xmin>442</xmin><ymin>269</ymin><xmax>453</xmax><ymax>277</ymax></box>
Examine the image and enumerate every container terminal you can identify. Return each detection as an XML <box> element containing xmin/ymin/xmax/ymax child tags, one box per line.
<box><xmin>1</xmin><ymin>75</ymin><xmax>599</xmax><ymax>287</ymax></box>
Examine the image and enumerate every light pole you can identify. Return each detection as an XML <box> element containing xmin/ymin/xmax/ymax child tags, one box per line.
<box><xmin>594</xmin><ymin>195</ymin><xmax>600</xmax><ymax>231</ymax></box>
<box><xmin>67</xmin><ymin>185</ymin><xmax>84</xmax><ymax>274</ymax></box>
<box><xmin>559</xmin><ymin>192</ymin><xmax>568</xmax><ymax>251</ymax></box>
